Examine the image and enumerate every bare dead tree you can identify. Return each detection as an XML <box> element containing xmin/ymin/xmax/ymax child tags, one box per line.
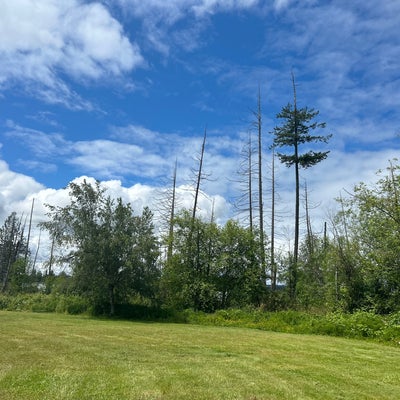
<box><xmin>233</xmin><ymin>129</ymin><xmax>257</xmax><ymax>231</ymax></box>
<box><xmin>24</xmin><ymin>198</ymin><xmax>35</xmax><ymax>263</ymax></box>
<box><xmin>304</xmin><ymin>181</ymin><xmax>314</xmax><ymax>256</ymax></box>
<box><xmin>192</xmin><ymin>128</ymin><xmax>208</xmax><ymax>223</ymax></box>
<box><xmin>154</xmin><ymin>158</ymin><xmax>182</xmax><ymax>263</ymax></box>
<box><xmin>254</xmin><ymin>86</ymin><xmax>266</xmax><ymax>273</ymax></box>
<box><xmin>32</xmin><ymin>228</ymin><xmax>41</xmax><ymax>271</ymax></box>
<box><xmin>270</xmin><ymin>146</ymin><xmax>277</xmax><ymax>290</ymax></box>
<box><xmin>187</xmin><ymin>128</ymin><xmax>212</xmax><ymax>275</ymax></box>
<box><xmin>167</xmin><ymin>159</ymin><xmax>178</xmax><ymax>262</ymax></box>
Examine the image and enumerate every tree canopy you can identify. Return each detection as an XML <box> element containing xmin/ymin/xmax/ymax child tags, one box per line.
<box><xmin>41</xmin><ymin>180</ymin><xmax>160</xmax><ymax>315</ymax></box>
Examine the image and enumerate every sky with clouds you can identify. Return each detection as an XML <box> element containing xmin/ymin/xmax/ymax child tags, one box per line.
<box><xmin>1</xmin><ymin>0</ymin><xmax>399</xmax><ymax>262</ymax></box>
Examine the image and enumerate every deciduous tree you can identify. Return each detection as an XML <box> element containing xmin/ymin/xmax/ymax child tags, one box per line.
<box><xmin>0</xmin><ymin>212</ymin><xmax>27</xmax><ymax>292</ymax></box>
<box><xmin>41</xmin><ymin>180</ymin><xmax>160</xmax><ymax>315</ymax></box>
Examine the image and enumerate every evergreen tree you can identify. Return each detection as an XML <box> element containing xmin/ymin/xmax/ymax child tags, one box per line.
<box><xmin>272</xmin><ymin>73</ymin><xmax>331</xmax><ymax>300</ymax></box>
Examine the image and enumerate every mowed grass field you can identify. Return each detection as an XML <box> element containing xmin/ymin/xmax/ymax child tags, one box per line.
<box><xmin>0</xmin><ymin>311</ymin><xmax>399</xmax><ymax>399</ymax></box>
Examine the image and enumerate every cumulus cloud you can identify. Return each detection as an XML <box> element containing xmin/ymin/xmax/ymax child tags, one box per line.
<box><xmin>1</xmin><ymin>138</ymin><xmax>399</xmax><ymax>270</ymax></box>
<box><xmin>0</xmin><ymin>160</ymin><xmax>45</xmax><ymax>221</ymax></box>
<box><xmin>0</xmin><ymin>0</ymin><xmax>143</xmax><ymax>109</ymax></box>
<box><xmin>0</xmin><ymin>160</ymin><xmax>230</xmax><ymax>270</ymax></box>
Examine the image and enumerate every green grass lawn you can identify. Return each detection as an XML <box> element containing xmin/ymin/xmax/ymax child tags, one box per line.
<box><xmin>0</xmin><ymin>311</ymin><xmax>399</xmax><ymax>399</ymax></box>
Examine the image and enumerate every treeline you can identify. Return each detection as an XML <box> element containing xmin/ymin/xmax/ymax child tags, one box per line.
<box><xmin>1</xmin><ymin>161</ymin><xmax>400</xmax><ymax>316</ymax></box>
<box><xmin>1</xmin><ymin>81</ymin><xmax>399</xmax><ymax>317</ymax></box>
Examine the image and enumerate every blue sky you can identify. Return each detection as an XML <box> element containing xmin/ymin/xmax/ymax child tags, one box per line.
<box><xmin>1</xmin><ymin>0</ymin><xmax>400</xmax><ymax>255</ymax></box>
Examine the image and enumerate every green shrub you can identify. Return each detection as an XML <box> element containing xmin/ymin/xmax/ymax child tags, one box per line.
<box><xmin>30</xmin><ymin>294</ymin><xmax>58</xmax><ymax>313</ymax></box>
<box><xmin>54</xmin><ymin>295</ymin><xmax>89</xmax><ymax>315</ymax></box>
<box><xmin>0</xmin><ymin>294</ymin><xmax>89</xmax><ymax>315</ymax></box>
<box><xmin>179</xmin><ymin>308</ymin><xmax>400</xmax><ymax>344</ymax></box>
<box><xmin>113</xmin><ymin>303</ymin><xmax>174</xmax><ymax>320</ymax></box>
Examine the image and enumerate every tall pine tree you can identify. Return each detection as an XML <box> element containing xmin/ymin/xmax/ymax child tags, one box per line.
<box><xmin>272</xmin><ymin>73</ymin><xmax>331</xmax><ymax>299</ymax></box>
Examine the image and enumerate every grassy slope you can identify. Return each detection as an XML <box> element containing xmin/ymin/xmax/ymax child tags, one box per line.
<box><xmin>0</xmin><ymin>311</ymin><xmax>399</xmax><ymax>400</ymax></box>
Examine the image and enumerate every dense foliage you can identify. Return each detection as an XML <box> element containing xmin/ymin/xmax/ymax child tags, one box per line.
<box><xmin>40</xmin><ymin>180</ymin><xmax>160</xmax><ymax>315</ymax></box>
<box><xmin>161</xmin><ymin>212</ymin><xmax>265</xmax><ymax>311</ymax></box>
<box><xmin>2</xmin><ymin>160</ymin><xmax>400</xmax><ymax>318</ymax></box>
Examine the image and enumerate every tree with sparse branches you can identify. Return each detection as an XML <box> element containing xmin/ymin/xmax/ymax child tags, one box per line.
<box><xmin>255</xmin><ymin>87</ymin><xmax>266</xmax><ymax>273</ymax></box>
<box><xmin>156</xmin><ymin>159</ymin><xmax>180</xmax><ymax>263</ymax></box>
<box><xmin>233</xmin><ymin>129</ymin><xmax>257</xmax><ymax>230</ymax></box>
<box><xmin>272</xmin><ymin>73</ymin><xmax>331</xmax><ymax>299</ymax></box>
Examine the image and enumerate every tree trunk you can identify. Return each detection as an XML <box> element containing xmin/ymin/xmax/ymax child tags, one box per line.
<box><xmin>25</xmin><ymin>198</ymin><xmax>35</xmax><ymax>263</ymax></box>
<box><xmin>292</xmin><ymin>71</ymin><xmax>299</xmax><ymax>300</ymax></box>
<box><xmin>108</xmin><ymin>283</ymin><xmax>115</xmax><ymax>316</ymax></box>
<box><xmin>189</xmin><ymin>129</ymin><xmax>207</xmax><ymax>272</ymax></box>
<box><xmin>271</xmin><ymin>147</ymin><xmax>276</xmax><ymax>290</ymax></box>
<box><xmin>248</xmin><ymin>131</ymin><xmax>254</xmax><ymax>232</ymax></box>
<box><xmin>304</xmin><ymin>182</ymin><xmax>314</xmax><ymax>255</ymax></box>
<box><xmin>256</xmin><ymin>87</ymin><xmax>266</xmax><ymax>273</ymax></box>
<box><xmin>192</xmin><ymin>128</ymin><xmax>207</xmax><ymax>223</ymax></box>
<box><xmin>167</xmin><ymin>160</ymin><xmax>177</xmax><ymax>262</ymax></box>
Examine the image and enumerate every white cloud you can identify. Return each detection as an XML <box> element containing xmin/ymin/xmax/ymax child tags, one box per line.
<box><xmin>1</xmin><ymin>142</ymin><xmax>399</xmax><ymax>270</ymax></box>
<box><xmin>5</xmin><ymin>120</ymin><xmax>70</xmax><ymax>158</ymax></box>
<box><xmin>0</xmin><ymin>0</ymin><xmax>143</xmax><ymax>108</ymax></box>
<box><xmin>0</xmin><ymin>160</ymin><xmax>230</xmax><ymax>271</ymax></box>
<box><xmin>191</xmin><ymin>0</ymin><xmax>260</xmax><ymax>16</ymax></box>
<box><xmin>113</xmin><ymin>0</ymin><xmax>259</xmax><ymax>19</ymax></box>
<box><xmin>3</xmin><ymin>118</ymin><xmax>241</xmax><ymax>206</ymax></box>
<box><xmin>0</xmin><ymin>160</ymin><xmax>45</xmax><ymax>222</ymax></box>
<box><xmin>70</xmin><ymin>139</ymin><xmax>169</xmax><ymax>179</ymax></box>
<box><xmin>273</xmin><ymin>0</ymin><xmax>293</xmax><ymax>11</ymax></box>
<box><xmin>110</xmin><ymin>0</ymin><xmax>260</xmax><ymax>55</ymax></box>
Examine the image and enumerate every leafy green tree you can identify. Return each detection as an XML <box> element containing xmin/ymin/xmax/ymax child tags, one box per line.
<box><xmin>338</xmin><ymin>162</ymin><xmax>400</xmax><ymax>313</ymax></box>
<box><xmin>272</xmin><ymin>74</ymin><xmax>331</xmax><ymax>300</ymax></box>
<box><xmin>161</xmin><ymin>210</ymin><xmax>219</xmax><ymax>311</ymax></box>
<box><xmin>8</xmin><ymin>258</ymin><xmax>30</xmax><ymax>294</ymax></box>
<box><xmin>217</xmin><ymin>220</ymin><xmax>265</xmax><ymax>308</ymax></box>
<box><xmin>42</xmin><ymin>180</ymin><xmax>160</xmax><ymax>315</ymax></box>
<box><xmin>0</xmin><ymin>212</ymin><xmax>28</xmax><ymax>292</ymax></box>
<box><xmin>161</xmin><ymin>211</ymin><xmax>266</xmax><ymax>311</ymax></box>
<box><xmin>296</xmin><ymin>234</ymin><xmax>327</xmax><ymax>309</ymax></box>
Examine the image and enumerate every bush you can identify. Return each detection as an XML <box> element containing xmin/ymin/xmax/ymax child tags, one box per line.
<box><xmin>55</xmin><ymin>295</ymin><xmax>89</xmax><ymax>315</ymax></box>
<box><xmin>180</xmin><ymin>308</ymin><xmax>400</xmax><ymax>344</ymax></box>
<box><xmin>30</xmin><ymin>294</ymin><xmax>58</xmax><ymax>313</ymax></box>
<box><xmin>113</xmin><ymin>303</ymin><xmax>175</xmax><ymax>320</ymax></box>
<box><xmin>0</xmin><ymin>294</ymin><xmax>89</xmax><ymax>315</ymax></box>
